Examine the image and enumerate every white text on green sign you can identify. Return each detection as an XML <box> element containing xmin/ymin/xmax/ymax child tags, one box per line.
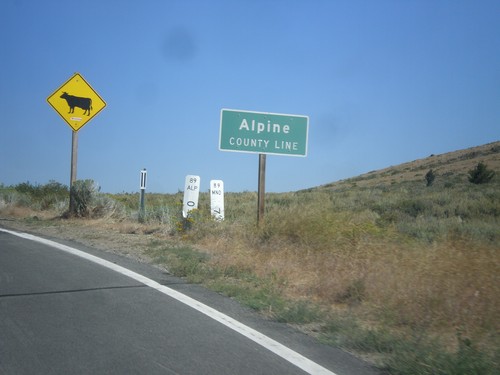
<box><xmin>219</xmin><ymin>109</ymin><xmax>309</xmax><ymax>156</ymax></box>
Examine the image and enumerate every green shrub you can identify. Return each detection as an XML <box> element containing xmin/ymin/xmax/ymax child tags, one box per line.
<box><xmin>39</xmin><ymin>181</ymin><xmax>69</xmax><ymax>209</ymax></box>
<box><xmin>13</xmin><ymin>181</ymin><xmax>68</xmax><ymax>210</ymax></box>
<box><xmin>14</xmin><ymin>181</ymin><xmax>68</xmax><ymax>210</ymax></box>
<box><xmin>425</xmin><ymin>169</ymin><xmax>436</xmax><ymax>186</ymax></box>
<box><xmin>468</xmin><ymin>162</ymin><xmax>495</xmax><ymax>184</ymax></box>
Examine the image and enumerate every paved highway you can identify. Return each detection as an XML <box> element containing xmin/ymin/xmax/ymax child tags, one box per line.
<box><xmin>0</xmin><ymin>228</ymin><xmax>380</xmax><ymax>375</ymax></box>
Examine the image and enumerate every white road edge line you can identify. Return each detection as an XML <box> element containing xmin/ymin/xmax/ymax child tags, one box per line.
<box><xmin>1</xmin><ymin>228</ymin><xmax>336</xmax><ymax>375</ymax></box>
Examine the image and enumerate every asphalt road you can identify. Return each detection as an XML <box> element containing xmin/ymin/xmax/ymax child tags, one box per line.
<box><xmin>0</xmin><ymin>228</ymin><xmax>381</xmax><ymax>375</ymax></box>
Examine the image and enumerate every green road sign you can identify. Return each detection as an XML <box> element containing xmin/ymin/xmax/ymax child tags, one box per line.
<box><xmin>219</xmin><ymin>109</ymin><xmax>309</xmax><ymax>157</ymax></box>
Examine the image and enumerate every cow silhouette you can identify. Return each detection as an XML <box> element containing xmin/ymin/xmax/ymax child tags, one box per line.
<box><xmin>60</xmin><ymin>92</ymin><xmax>92</xmax><ymax>116</ymax></box>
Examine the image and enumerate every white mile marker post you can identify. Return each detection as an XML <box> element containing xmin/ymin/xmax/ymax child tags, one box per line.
<box><xmin>210</xmin><ymin>180</ymin><xmax>224</xmax><ymax>221</ymax></box>
<box><xmin>183</xmin><ymin>175</ymin><xmax>200</xmax><ymax>218</ymax></box>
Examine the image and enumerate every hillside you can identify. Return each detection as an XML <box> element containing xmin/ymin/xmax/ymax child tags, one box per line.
<box><xmin>320</xmin><ymin>140</ymin><xmax>500</xmax><ymax>190</ymax></box>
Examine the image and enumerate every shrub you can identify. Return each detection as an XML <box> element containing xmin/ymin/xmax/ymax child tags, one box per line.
<box><xmin>425</xmin><ymin>169</ymin><xmax>435</xmax><ymax>186</ymax></box>
<box><xmin>13</xmin><ymin>181</ymin><xmax>68</xmax><ymax>210</ymax></box>
<box><xmin>68</xmin><ymin>179</ymin><xmax>98</xmax><ymax>217</ymax></box>
<box><xmin>67</xmin><ymin>179</ymin><xmax>124</xmax><ymax>218</ymax></box>
<box><xmin>468</xmin><ymin>162</ymin><xmax>495</xmax><ymax>184</ymax></box>
<box><xmin>39</xmin><ymin>181</ymin><xmax>69</xmax><ymax>210</ymax></box>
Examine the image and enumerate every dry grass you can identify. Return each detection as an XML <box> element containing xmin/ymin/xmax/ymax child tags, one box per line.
<box><xmin>184</xmin><ymin>189</ymin><xmax>499</xmax><ymax>373</ymax></box>
<box><xmin>176</xmin><ymin>142</ymin><xmax>499</xmax><ymax>372</ymax></box>
<box><xmin>194</xmin><ymin>216</ymin><xmax>499</xmax><ymax>335</ymax></box>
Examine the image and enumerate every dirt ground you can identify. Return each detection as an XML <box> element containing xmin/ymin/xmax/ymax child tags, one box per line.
<box><xmin>0</xmin><ymin>214</ymin><xmax>165</xmax><ymax>268</ymax></box>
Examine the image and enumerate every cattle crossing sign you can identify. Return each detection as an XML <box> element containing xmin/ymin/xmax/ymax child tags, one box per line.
<box><xmin>47</xmin><ymin>73</ymin><xmax>106</xmax><ymax>132</ymax></box>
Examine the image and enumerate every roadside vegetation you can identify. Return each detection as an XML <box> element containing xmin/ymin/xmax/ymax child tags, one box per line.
<box><xmin>1</xmin><ymin>142</ymin><xmax>499</xmax><ymax>374</ymax></box>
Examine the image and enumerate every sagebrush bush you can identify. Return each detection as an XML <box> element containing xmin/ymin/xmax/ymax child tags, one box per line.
<box><xmin>69</xmin><ymin>179</ymin><xmax>98</xmax><ymax>217</ymax></box>
<box><xmin>425</xmin><ymin>169</ymin><xmax>436</xmax><ymax>186</ymax></box>
<box><xmin>468</xmin><ymin>162</ymin><xmax>495</xmax><ymax>184</ymax></box>
<box><xmin>67</xmin><ymin>180</ymin><xmax>126</xmax><ymax>219</ymax></box>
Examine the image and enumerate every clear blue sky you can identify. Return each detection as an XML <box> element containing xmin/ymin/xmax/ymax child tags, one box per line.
<box><xmin>1</xmin><ymin>0</ymin><xmax>499</xmax><ymax>193</ymax></box>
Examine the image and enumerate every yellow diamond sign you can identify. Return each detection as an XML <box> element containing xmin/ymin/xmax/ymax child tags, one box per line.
<box><xmin>47</xmin><ymin>73</ymin><xmax>106</xmax><ymax>132</ymax></box>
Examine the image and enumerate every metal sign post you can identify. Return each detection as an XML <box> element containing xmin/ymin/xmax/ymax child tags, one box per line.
<box><xmin>139</xmin><ymin>169</ymin><xmax>147</xmax><ymax>223</ymax></box>
<box><xmin>257</xmin><ymin>154</ymin><xmax>266</xmax><ymax>227</ymax></box>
